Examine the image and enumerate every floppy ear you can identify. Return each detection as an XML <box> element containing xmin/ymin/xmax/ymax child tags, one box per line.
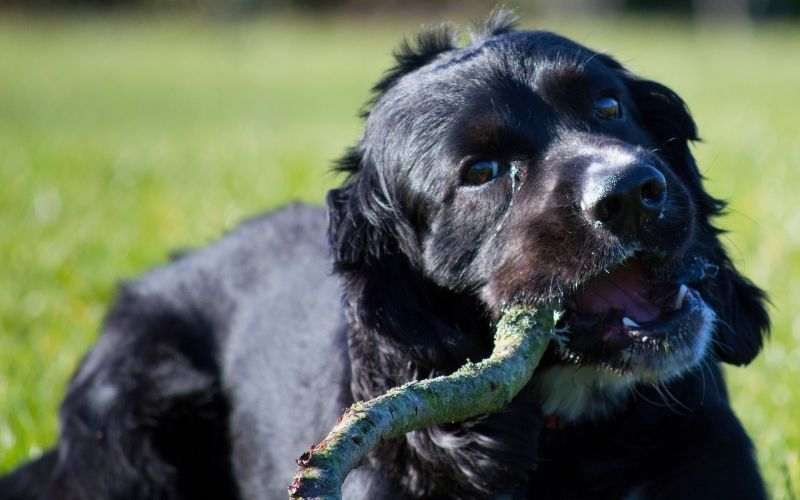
<box><xmin>326</xmin><ymin>147</ymin><xmax>387</xmax><ymax>270</ymax></box>
<box><xmin>326</xmin><ymin>147</ymin><xmax>420</xmax><ymax>271</ymax></box>
<box><xmin>713</xmin><ymin>260</ymin><xmax>770</xmax><ymax>366</ymax></box>
<box><xmin>329</xmin><ymin>21</ymin><xmax>461</xmax><ymax>268</ymax></box>
<box><xmin>327</xmin><ymin>147</ymin><xmax>488</xmax><ymax>372</ymax></box>
<box><xmin>327</xmin><ymin>18</ymin><xmax>509</xmax><ymax>373</ymax></box>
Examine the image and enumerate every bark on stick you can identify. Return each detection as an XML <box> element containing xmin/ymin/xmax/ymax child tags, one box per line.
<box><xmin>288</xmin><ymin>305</ymin><xmax>560</xmax><ymax>500</ymax></box>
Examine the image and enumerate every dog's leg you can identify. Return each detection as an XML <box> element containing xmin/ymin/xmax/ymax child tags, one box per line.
<box><xmin>25</xmin><ymin>293</ymin><xmax>237</xmax><ymax>500</ymax></box>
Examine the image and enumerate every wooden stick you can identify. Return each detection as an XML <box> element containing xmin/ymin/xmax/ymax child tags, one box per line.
<box><xmin>288</xmin><ymin>305</ymin><xmax>560</xmax><ymax>499</ymax></box>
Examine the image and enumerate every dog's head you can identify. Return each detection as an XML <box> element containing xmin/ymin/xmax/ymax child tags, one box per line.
<box><xmin>329</xmin><ymin>12</ymin><xmax>768</xmax><ymax>410</ymax></box>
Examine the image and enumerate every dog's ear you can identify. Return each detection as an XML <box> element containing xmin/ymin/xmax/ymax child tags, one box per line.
<box><xmin>327</xmin><ymin>147</ymin><xmax>387</xmax><ymax>270</ymax></box>
<box><xmin>328</xmin><ymin>23</ymin><xmax>460</xmax><ymax>266</ymax></box>
<box><xmin>713</xmin><ymin>260</ymin><xmax>770</xmax><ymax>366</ymax></box>
<box><xmin>327</xmin><ymin>146</ymin><xmax>419</xmax><ymax>271</ymax></box>
<box><xmin>624</xmin><ymin>77</ymin><xmax>699</xmax><ymax>156</ymax></box>
<box><xmin>328</xmin><ymin>147</ymin><xmax>487</xmax><ymax>371</ymax></box>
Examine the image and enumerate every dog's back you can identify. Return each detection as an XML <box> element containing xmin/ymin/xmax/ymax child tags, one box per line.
<box><xmin>0</xmin><ymin>203</ymin><xmax>350</xmax><ymax>499</ymax></box>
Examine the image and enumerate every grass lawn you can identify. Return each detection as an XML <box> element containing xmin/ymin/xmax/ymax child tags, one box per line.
<box><xmin>1</xmin><ymin>11</ymin><xmax>798</xmax><ymax>497</ymax></box>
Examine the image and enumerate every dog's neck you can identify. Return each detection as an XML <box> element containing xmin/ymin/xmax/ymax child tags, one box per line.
<box><xmin>341</xmin><ymin>265</ymin><xmax>544</xmax><ymax>497</ymax></box>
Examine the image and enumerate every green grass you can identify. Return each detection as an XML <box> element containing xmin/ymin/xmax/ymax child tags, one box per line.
<box><xmin>1</xmin><ymin>12</ymin><xmax>798</xmax><ymax>497</ymax></box>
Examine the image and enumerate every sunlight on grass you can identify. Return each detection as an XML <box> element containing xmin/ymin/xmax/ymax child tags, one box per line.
<box><xmin>0</xmin><ymin>13</ymin><xmax>798</xmax><ymax>497</ymax></box>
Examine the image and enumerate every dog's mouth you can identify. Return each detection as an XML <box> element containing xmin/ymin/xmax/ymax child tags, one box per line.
<box><xmin>555</xmin><ymin>257</ymin><xmax>717</xmax><ymax>380</ymax></box>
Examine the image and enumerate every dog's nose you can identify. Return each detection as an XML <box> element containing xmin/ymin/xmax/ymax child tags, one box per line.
<box><xmin>582</xmin><ymin>164</ymin><xmax>667</xmax><ymax>236</ymax></box>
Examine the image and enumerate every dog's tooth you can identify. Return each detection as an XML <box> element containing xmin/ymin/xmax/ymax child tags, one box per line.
<box><xmin>673</xmin><ymin>284</ymin><xmax>689</xmax><ymax>310</ymax></box>
<box><xmin>622</xmin><ymin>317</ymin><xmax>640</xmax><ymax>328</ymax></box>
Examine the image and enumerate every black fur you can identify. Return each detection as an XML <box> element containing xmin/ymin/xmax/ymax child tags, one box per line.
<box><xmin>1</xmin><ymin>12</ymin><xmax>769</xmax><ymax>499</ymax></box>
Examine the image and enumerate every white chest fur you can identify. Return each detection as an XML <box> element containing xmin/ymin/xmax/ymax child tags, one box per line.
<box><xmin>533</xmin><ymin>365</ymin><xmax>634</xmax><ymax>423</ymax></box>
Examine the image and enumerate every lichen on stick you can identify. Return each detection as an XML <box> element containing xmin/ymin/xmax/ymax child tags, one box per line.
<box><xmin>288</xmin><ymin>304</ymin><xmax>561</xmax><ymax>500</ymax></box>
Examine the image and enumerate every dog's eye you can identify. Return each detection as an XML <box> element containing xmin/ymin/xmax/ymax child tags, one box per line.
<box><xmin>594</xmin><ymin>96</ymin><xmax>622</xmax><ymax>120</ymax></box>
<box><xmin>463</xmin><ymin>160</ymin><xmax>506</xmax><ymax>186</ymax></box>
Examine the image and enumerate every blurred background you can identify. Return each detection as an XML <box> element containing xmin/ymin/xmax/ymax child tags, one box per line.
<box><xmin>0</xmin><ymin>0</ymin><xmax>798</xmax><ymax>497</ymax></box>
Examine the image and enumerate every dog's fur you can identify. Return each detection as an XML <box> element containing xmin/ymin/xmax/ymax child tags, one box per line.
<box><xmin>0</xmin><ymin>12</ymin><xmax>769</xmax><ymax>499</ymax></box>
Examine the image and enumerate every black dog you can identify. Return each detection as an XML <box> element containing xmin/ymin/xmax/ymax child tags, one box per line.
<box><xmin>1</xmin><ymin>11</ymin><xmax>769</xmax><ymax>499</ymax></box>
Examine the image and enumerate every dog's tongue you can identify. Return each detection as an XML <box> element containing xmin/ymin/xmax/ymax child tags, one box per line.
<box><xmin>572</xmin><ymin>261</ymin><xmax>661</xmax><ymax>323</ymax></box>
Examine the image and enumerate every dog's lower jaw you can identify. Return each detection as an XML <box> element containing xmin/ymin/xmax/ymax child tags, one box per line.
<box><xmin>534</xmin><ymin>302</ymin><xmax>716</xmax><ymax>423</ymax></box>
<box><xmin>618</xmin><ymin>301</ymin><xmax>716</xmax><ymax>383</ymax></box>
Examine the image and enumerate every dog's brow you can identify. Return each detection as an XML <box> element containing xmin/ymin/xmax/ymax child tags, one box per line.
<box><xmin>459</xmin><ymin>117</ymin><xmax>531</xmax><ymax>151</ymax></box>
<box><xmin>542</xmin><ymin>66</ymin><xmax>587</xmax><ymax>91</ymax></box>
<box><xmin>466</xmin><ymin>118</ymin><xmax>504</xmax><ymax>142</ymax></box>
